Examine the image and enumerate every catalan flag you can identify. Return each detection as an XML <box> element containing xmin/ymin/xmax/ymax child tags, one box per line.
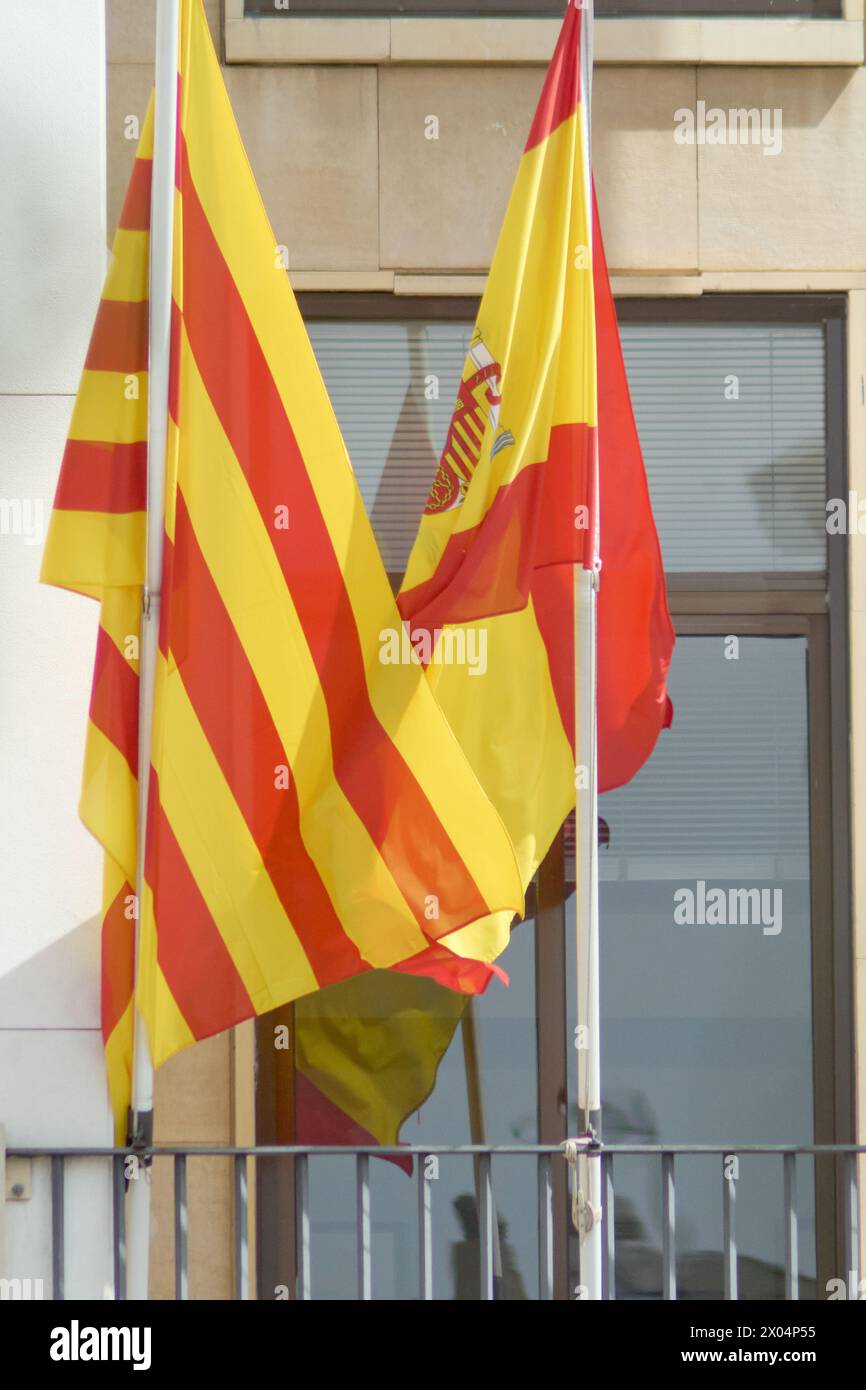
<box><xmin>41</xmin><ymin>0</ymin><xmax>522</xmax><ymax>1141</ymax></box>
<box><xmin>399</xmin><ymin>0</ymin><xmax>674</xmax><ymax>889</ymax></box>
<box><xmin>40</xmin><ymin>97</ymin><xmax>154</xmax><ymax>1141</ymax></box>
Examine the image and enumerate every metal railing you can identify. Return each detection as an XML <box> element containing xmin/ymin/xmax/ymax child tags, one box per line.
<box><xmin>3</xmin><ymin>1142</ymin><xmax>863</xmax><ymax>1301</ymax></box>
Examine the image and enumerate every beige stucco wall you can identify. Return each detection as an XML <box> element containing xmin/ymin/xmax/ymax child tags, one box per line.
<box><xmin>106</xmin><ymin>1</ymin><xmax>866</xmax><ymax>1295</ymax></box>
<box><xmin>109</xmin><ymin>26</ymin><xmax>866</xmax><ymax>282</ymax></box>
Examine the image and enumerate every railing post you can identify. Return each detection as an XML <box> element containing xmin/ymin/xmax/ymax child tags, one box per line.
<box><xmin>296</xmin><ymin>1152</ymin><xmax>311</xmax><ymax>1301</ymax></box>
<box><xmin>51</xmin><ymin>1155</ymin><xmax>65</xmax><ymax>1302</ymax></box>
<box><xmin>537</xmin><ymin>1153</ymin><xmax>554</xmax><ymax>1301</ymax></box>
<box><xmin>356</xmin><ymin>1153</ymin><xmax>372</xmax><ymax>1301</ymax></box>
<box><xmin>843</xmin><ymin>1150</ymin><xmax>860</xmax><ymax>1297</ymax></box>
<box><xmin>233</xmin><ymin>1154</ymin><xmax>250</xmax><ymax>1301</ymax></box>
<box><xmin>478</xmin><ymin>1152</ymin><xmax>495</xmax><ymax>1301</ymax></box>
<box><xmin>418</xmin><ymin>1155</ymin><xmax>433</xmax><ymax>1301</ymax></box>
<box><xmin>661</xmin><ymin>1152</ymin><xmax>676</xmax><ymax>1301</ymax></box>
<box><xmin>783</xmin><ymin>1152</ymin><xmax>798</xmax><ymax>1301</ymax></box>
<box><xmin>601</xmin><ymin>1152</ymin><xmax>615</xmax><ymax>1300</ymax></box>
<box><xmin>113</xmin><ymin>1153</ymin><xmax>127</xmax><ymax>1301</ymax></box>
<box><xmin>174</xmin><ymin>1154</ymin><xmax>188</xmax><ymax>1301</ymax></box>
<box><xmin>723</xmin><ymin>1155</ymin><xmax>738</xmax><ymax>1301</ymax></box>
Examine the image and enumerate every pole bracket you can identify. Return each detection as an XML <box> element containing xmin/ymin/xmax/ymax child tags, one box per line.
<box><xmin>126</xmin><ymin>1107</ymin><xmax>154</xmax><ymax>1174</ymax></box>
<box><xmin>563</xmin><ymin>1132</ymin><xmax>604</xmax><ymax>1235</ymax></box>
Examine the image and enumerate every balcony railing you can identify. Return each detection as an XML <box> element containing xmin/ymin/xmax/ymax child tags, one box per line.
<box><xmin>2</xmin><ymin>1142</ymin><xmax>862</xmax><ymax>1300</ymax></box>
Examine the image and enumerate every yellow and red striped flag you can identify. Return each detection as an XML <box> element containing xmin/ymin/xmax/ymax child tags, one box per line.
<box><xmin>41</xmin><ymin>0</ymin><xmax>523</xmax><ymax>1140</ymax></box>
<box><xmin>399</xmin><ymin>0</ymin><xmax>674</xmax><ymax>888</ymax></box>
<box><xmin>40</xmin><ymin>97</ymin><xmax>155</xmax><ymax>1140</ymax></box>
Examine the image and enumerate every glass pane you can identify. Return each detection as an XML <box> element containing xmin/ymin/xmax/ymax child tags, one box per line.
<box><xmin>567</xmin><ymin>635</ymin><xmax>817</xmax><ymax>1298</ymax></box>
<box><xmin>303</xmin><ymin>916</ymin><xmax>539</xmax><ymax>1299</ymax></box>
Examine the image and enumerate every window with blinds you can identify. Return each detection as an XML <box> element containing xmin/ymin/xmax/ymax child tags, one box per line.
<box><xmin>307</xmin><ymin>316</ymin><xmax>828</xmax><ymax>577</ymax></box>
<box><xmin>596</xmin><ymin>635</ymin><xmax>811</xmax><ymax>872</ymax></box>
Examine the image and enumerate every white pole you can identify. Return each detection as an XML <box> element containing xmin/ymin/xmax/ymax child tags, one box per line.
<box><xmin>126</xmin><ymin>0</ymin><xmax>179</xmax><ymax>1302</ymax></box>
<box><xmin>574</xmin><ymin>0</ymin><xmax>603</xmax><ymax>1301</ymax></box>
<box><xmin>574</xmin><ymin>568</ymin><xmax>602</xmax><ymax>1298</ymax></box>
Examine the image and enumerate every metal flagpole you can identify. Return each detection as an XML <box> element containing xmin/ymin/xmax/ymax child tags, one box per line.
<box><xmin>126</xmin><ymin>0</ymin><xmax>180</xmax><ymax>1303</ymax></box>
<box><xmin>573</xmin><ymin>0</ymin><xmax>603</xmax><ymax>1301</ymax></box>
<box><xmin>461</xmin><ymin>1002</ymin><xmax>504</xmax><ymax>1295</ymax></box>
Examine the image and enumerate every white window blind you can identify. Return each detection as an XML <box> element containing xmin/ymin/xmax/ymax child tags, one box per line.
<box><xmin>621</xmin><ymin>322</ymin><xmax>826</xmax><ymax>574</ymax></box>
<box><xmin>307</xmin><ymin>316</ymin><xmax>828</xmax><ymax>578</ymax></box>
<box><xmin>596</xmin><ymin>635</ymin><xmax>811</xmax><ymax>874</ymax></box>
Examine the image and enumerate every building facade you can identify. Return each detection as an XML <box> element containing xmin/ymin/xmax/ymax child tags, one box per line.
<box><xmin>2</xmin><ymin>0</ymin><xmax>865</xmax><ymax>1299</ymax></box>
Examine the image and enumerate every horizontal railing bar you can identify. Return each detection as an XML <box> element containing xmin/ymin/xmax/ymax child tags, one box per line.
<box><xmin>10</xmin><ymin>1143</ymin><xmax>866</xmax><ymax>1158</ymax></box>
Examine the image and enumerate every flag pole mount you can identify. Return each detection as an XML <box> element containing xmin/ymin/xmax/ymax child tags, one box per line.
<box><xmin>126</xmin><ymin>0</ymin><xmax>179</xmax><ymax>1303</ymax></box>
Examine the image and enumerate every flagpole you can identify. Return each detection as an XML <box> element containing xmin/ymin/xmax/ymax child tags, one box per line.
<box><xmin>573</xmin><ymin>0</ymin><xmax>603</xmax><ymax>1301</ymax></box>
<box><xmin>126</xmin><ymin>0</ymin><xmax>179</xmax><ymax>1302</ymax></box>
<box><xmin>460</xmin><ymin>1002</ymin><xmax>504</xmax><ymax>1295</ymax></box>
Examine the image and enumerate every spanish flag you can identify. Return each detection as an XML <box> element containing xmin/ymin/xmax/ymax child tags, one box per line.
<box><xmin>399</xmin><ymin>0</ymin><xmax>674</xmax><ymax>888</ymax></box>
<box><xmin>41</xmin><ymin>0</ymin><xmax>523</xmax><ymax>1140</ymax></box>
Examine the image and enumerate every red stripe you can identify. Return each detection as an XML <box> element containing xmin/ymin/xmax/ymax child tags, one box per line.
<box><xmin>530</xmin><ymin>563</ymin><xmax>575</xmax><ymax>759</ymax></box>
<box><xmin>393</xmin><ymin>942</ymin><xmax>507</xmax><ymax>994</ymax></box>
<box><xmin>84</xmin><ymin>298</ymin><xmax>148</xmax><ymax>373</ymax></box>
<box><xmin>399</xmin><ymin>422</ymin><xmax>594</xmax><ymax>632</ymax></box>
<box><xmin>591</xmin><ymin>186</ymin><xmax>675</xmax><ymax>791</ymax></box>
<box><xmin>166</xmin><ymin>488</ymin><xmax>368</xmax><ymax>986</ymax></box>
<box><xmin>294</xmin><ymin>1069</ymin><xmax>412</xmax><ymax>1175</ymax></box>
<box><xmin>118</xmin><ymin>156</ymin><xmax>152</xmax><ymax>232</ymax></box>
<box><xmin>101</xmin><ymin>881</ymin><xmax>136</xmax><ymax>1044</ymax></box>
<box><xmin>52</xmin><ymin>439</ymin><xmax>147</xmax><ymax>515</ymax></box>
<box><xmin>177</xmin><ymin>135</ymin><xmax>490</xmax><ymax>942</ymax></box>
<box><xmin>145</xmin><ymin>770</ymin><xmax>256</xmax><ymax>1040</ymax></box>
<box><xmin>89</xmin><ymin>626</ymin><xmax>139</xmax><ymax>776</ymax></box>
<box><xmin>525</xmin><ymin>3</ymin><xmax>581</xmax><ymax>153</ymax></box>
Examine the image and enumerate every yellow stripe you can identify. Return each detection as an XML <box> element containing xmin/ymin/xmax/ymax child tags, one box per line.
<box><xmin>150</xmin><ymin>962</ymin><xmax>197</xmax><ymax>1069</ymax></box>
<box><xmin>176</xmin><ymin>331</ymin><xmax>431</xmax><ymax>966</ymax></box>
<box><xmin>461</xmin><ymin>413</ymin><xmax>485</xmax><ymax>445</ymax></box>
<box><xmin>451</xmin><ymin>437</ymin><xmax>477</xmax><ymax>475</ymax></box>
<box><xmin>426</xmin><ymin>601</ymin><xmax>574</xmax><ymax>889</ymax></box>
<box><xmin>155</xmin><ymin>652</ymin><xmax>320</xmax><ymax>1007</ymax></box>
<box><xmin>137</xmin><ymin>92</ymin><xmax>155</xmax><ymax>161</ymax></box>
<box><xmin>40</xmin><ymin>509</ymin><xmax>145</xmax><ymax>594</ymax></box>
<box><xmin>439</xmin><ymin>907</ymin><xmax>513</xmax><ymax>965</ymax></box>
<box><xmin>103</xmin><ymin>230</ymin><xmax>149</xmax><ymax>303</ymax></box>
<box><xmin>97</xmin><ymin>588</ymin><xmax>142</xmax><ymax>677</ymax></box>
<box><xmin>81</xmin><ymin>721</ymin><xmax>138</xmax><ymax>885</ymax></box>
<box><xmin>163</xmin><ymin>416</ymin><xmax>179</xmax><ymax>547</ymax></box>
<box><xmin>135</xmin><ymin>881</ymin><xmax>198</xmax><ymax>1070</ymax></box>
<box><xmin>67</xmin><ymin>370</ymin><xmax>148</xmax><ymax>446</ymax></box>
<box><xmin>104</xmin><ymin>997</ymin><xmax>134</xmax><ymax>1145</ymax></box>
<box><xmin>102</xmin><ymin>841</ymin><xmax>136</xmax><ymax>1144</ymax></box>
<box><xmin>178</xmin><ymin>6</ymin><xmax>522</xmax><ymax>936</ymax></box>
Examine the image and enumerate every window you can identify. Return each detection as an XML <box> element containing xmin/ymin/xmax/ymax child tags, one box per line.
<box><xmin>255</xmin><ymin>293</ymin><xmax>851</xmax><ymax>1299</ymax></box>
<box><xmin>244</xmin><ymin>1</ymin><xmax>842</xmax><ymax>18</ymax></box>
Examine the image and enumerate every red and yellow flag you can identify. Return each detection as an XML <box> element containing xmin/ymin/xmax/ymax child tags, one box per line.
<box><xmin>40</xmin><ymin>98</ymin><xmax>155</xmax><ymax>1140</ymax></box>
<box><xmin>399</xmin><ymin>0</ymin><xmax>674</xmax><ymax>889</ymax></box>
<box><xmin>41</xmin><ymin>0</ymin><xmax>523</xmax><ymax>1140</ymax></box>
<box><xmin>295</xmin><ymin>3</ymin><xmax>675</xmax><ymax>1169</ymax></box>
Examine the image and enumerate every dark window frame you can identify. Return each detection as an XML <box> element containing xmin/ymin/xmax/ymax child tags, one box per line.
<box><xmin>255</xmin><ymin>291</ymin><xmax>853</xmax><ymax>1300</ymax></box>
<box><xmin>245</xmin><ymin>1</ymin><xmax>842</xmax><ymax>17</ymax></box>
